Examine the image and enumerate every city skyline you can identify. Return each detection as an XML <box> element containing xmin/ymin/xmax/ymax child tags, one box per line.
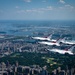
<box><xmin>0</xmin><ymin>0</ymin><xmax>75</xmax><ymax>20</ymax></box>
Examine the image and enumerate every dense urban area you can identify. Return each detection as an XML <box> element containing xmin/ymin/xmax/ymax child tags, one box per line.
<box><xmin>0</xmin><ymin>28</ymin><xmax>75</xmax><ymax>75</ymax></box>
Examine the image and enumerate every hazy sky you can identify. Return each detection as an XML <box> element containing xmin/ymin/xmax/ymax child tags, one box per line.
<box><xmin>0</xmin><ymin>0</ymin><xmax>75</xmax><ymax>20</ymax></box>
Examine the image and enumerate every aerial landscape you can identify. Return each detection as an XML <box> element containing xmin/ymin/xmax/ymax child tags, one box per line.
<box><xmin>0</xmin><ymin>0</ymin><xmax>75</xmax><ymax>75</ymax></box>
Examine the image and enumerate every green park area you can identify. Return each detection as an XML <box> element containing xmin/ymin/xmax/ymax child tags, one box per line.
<box><xmin>0</xmin><ymin>52</ymin><xmax>75</xmax><ymax>73</ymax></box>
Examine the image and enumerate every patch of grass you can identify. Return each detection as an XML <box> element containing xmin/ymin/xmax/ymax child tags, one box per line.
<box><xmin>10</xmin><ymin>53</ymin><xmax>20</xmax><ymax>57</ymax></box>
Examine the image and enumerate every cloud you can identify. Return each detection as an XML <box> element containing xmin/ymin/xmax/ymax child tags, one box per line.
<box><xmin>59</xmin><ymin>0</ymin><xmax>65</xmax><ymax>4</ymax></box>
<box><xmin>24</xmin><ymin>0</ymin><xmax>31</xmax><ymax>2</ymax></box>
<box><xmin>15</xmin><ymin>6</ymin><xmax>19</xmax><ymax>9</ymax></box>
<box><xmin>46</xmin><ymin>6</ymin><xmax>53</xmax><ymax>10</ymax></box>
<box><xmin>26</xmin><ymin>6</ymin><xmax>53</xmax><ymax>13</ymax></box>
<box><xmin>42</xmin><ymin>0</ymin><xmax>46</xmax><ymax>2</ymax></box>
<box><xmin>17</xmin><ymin>10</ymin><xmax>25</xmax><ymax>13</ymax></box>
<box><xmin>16</xmin><ymin>6</ymin><xmax>53</xmax><ymax>14</ymax></box>
<box><xmin>65</xmin><ymin>5</ymin><xmax>74</xmax><ymax>9</ymax></box>
<box><xmin>26</xmin><ymin>9</ymin><xmax>37</xmax><ymax>12</ymax></box>
<box><xmin>59</xmin><ymin>4</ymin><xmax>74</xmax><ymax>10</ymax></box>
